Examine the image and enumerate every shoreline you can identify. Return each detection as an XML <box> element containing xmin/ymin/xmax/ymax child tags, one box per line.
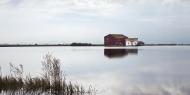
<box><xmin>0</xmin><ymin>44</ymin><xmax>190</xmax><ymax>47</ymax></box>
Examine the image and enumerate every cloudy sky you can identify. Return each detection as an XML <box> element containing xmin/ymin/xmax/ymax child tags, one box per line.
<box><xmin>0</xmin><ymin>0</ymin><xmax>190</xmax><ymax>44</ymax></box>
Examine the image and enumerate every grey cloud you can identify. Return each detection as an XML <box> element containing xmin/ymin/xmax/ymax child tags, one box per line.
<box><xmin>0</xmin><ymin>0</ymin><xmax>190</xmax><ymax>43</ymax></box>
<box><xmin>9</xmin><ymin>0</ymin><xmax>22</xmax><ymax>6</ymax></box>
<box><xmin>1</xmin><ymin>0</ymin><xmax>190</xmax><ymax>16</ymax></box>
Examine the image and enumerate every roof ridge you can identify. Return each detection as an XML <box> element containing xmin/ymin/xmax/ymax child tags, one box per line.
<box><xmin>105</xmin><ymin>34</ymin><xmax>128</xmax><ymax>38</ymax></box>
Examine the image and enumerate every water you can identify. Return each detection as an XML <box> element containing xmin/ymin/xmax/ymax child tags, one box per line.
<box><xmin>1</xmin><ymin>46</ymin><xmax>190</xmax><ymax>95</ymax></box>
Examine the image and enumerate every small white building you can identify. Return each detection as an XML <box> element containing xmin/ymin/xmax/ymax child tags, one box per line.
<box><xmin>126</xmin><ymin>38</ymin><xmax>138</xmax><ymax>46</ymax></box>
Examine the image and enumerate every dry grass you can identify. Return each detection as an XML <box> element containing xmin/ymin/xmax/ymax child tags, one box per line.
<box><xmin>0</xmin><ymin>53</ymin><xmax>94</xmax><ymax>95</ymax></box>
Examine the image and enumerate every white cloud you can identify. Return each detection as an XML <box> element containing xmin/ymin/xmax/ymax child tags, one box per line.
<box><xmin>1</xmin><ymin>0</ymin><xmax>190</xmax><ymax>18</ymax></box>
<box><xmin>0</xmin><ymin>0</ymin><xmax>125</xmax><ymax>17</ymax></box>
<box><xmin>0</xmin><ymin>0</ymin><xmax>190</xmax><ymax>43</ymax></box>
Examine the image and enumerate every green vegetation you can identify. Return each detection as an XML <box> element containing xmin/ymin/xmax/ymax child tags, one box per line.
<box><xmin>0</xmin><ymin>54</ymin><xmax>94</xmax><ymax>95</ymax></box>
<box><xmin>137</xmin><ymin>41</ymin><xmax>145</xmax><ymax>46</ymax></box>
<box><xmin>70</xmin><ymin>43</ymin><xmax>92</xmax><ymax>46</ymax></box>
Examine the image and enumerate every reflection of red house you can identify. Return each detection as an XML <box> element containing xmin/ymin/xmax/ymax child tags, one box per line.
<box><xmin>104</xmin><ymin>34</ymin><xmax>128</xmax><ymax>46</ymax></box>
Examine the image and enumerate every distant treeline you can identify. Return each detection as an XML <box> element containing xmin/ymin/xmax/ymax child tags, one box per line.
<box><xmin>145</xmin><ymin>44</ymin><xmax>190</xmax><ymax>46</ymax></box>
<box><xmin>0</xmin><ymin>43</ymin><xmax>103</xmax><ymax>47</ymax></box>
<box><xmin>0</xmin><ymin>42</ymin><xmax>190</xmax><ymax>47</ymax></box>
<box><xmin>70</xmin><ymin>43</ymin><xmax>92</xmax><ymax>46</ymax></box>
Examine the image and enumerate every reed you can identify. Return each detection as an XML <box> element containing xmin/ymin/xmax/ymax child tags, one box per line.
<box><xmin>0</xmin><ymin>53</ymin><xmax>94</xmax><ymax>95</ymax></box>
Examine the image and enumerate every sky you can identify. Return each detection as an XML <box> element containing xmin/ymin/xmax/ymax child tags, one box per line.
<box><xmin>0</xmin><ymin>0</ymin><xmax>190</xmax><ymax>44</ymax></box>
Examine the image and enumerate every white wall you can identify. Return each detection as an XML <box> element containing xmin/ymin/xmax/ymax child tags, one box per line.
<box><xmin>126</xmin><ymin>41</ymin><xmax>138</xmax><ymax>46</ymax></box>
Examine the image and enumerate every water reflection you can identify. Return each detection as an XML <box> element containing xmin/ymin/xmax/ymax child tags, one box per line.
<box><xmin>104</xmin><ymin>48</ymin><xmax>138</xmax><ymax>58</ymax></box>
<box><xmin>1</xmin><ymin>46</ymin><xmax>190</xmax><ymax>95</ymax></box>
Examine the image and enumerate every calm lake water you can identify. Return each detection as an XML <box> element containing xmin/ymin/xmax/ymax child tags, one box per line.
<box><xmin>1</xmin><ymin>46</ymin><xmax>190</xmax><ymax>95</ymax></box>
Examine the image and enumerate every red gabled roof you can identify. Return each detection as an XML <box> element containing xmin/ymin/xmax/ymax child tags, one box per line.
<box><xmin>105</xmin><ymin>34</ymin><xmax>128</xmax><ymax>39</ymax></box>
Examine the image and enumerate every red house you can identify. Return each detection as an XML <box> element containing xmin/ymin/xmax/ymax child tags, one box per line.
<box><xmin>104</xmin><ymin>34</ymin><xmax>128</xmax><ymax>46</ymax></box>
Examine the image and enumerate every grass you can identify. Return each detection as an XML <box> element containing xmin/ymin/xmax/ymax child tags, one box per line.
<box><xmin>0</xmin><ymin>53</ymin><xmax>94</xmax><ymax>95</ymax></box>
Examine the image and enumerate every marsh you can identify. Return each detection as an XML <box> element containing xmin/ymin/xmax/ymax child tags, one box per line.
<box><xmin>0</xmin><ymin>46</ymin><xmax>190</xmax><ymax>95</ymax></box>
